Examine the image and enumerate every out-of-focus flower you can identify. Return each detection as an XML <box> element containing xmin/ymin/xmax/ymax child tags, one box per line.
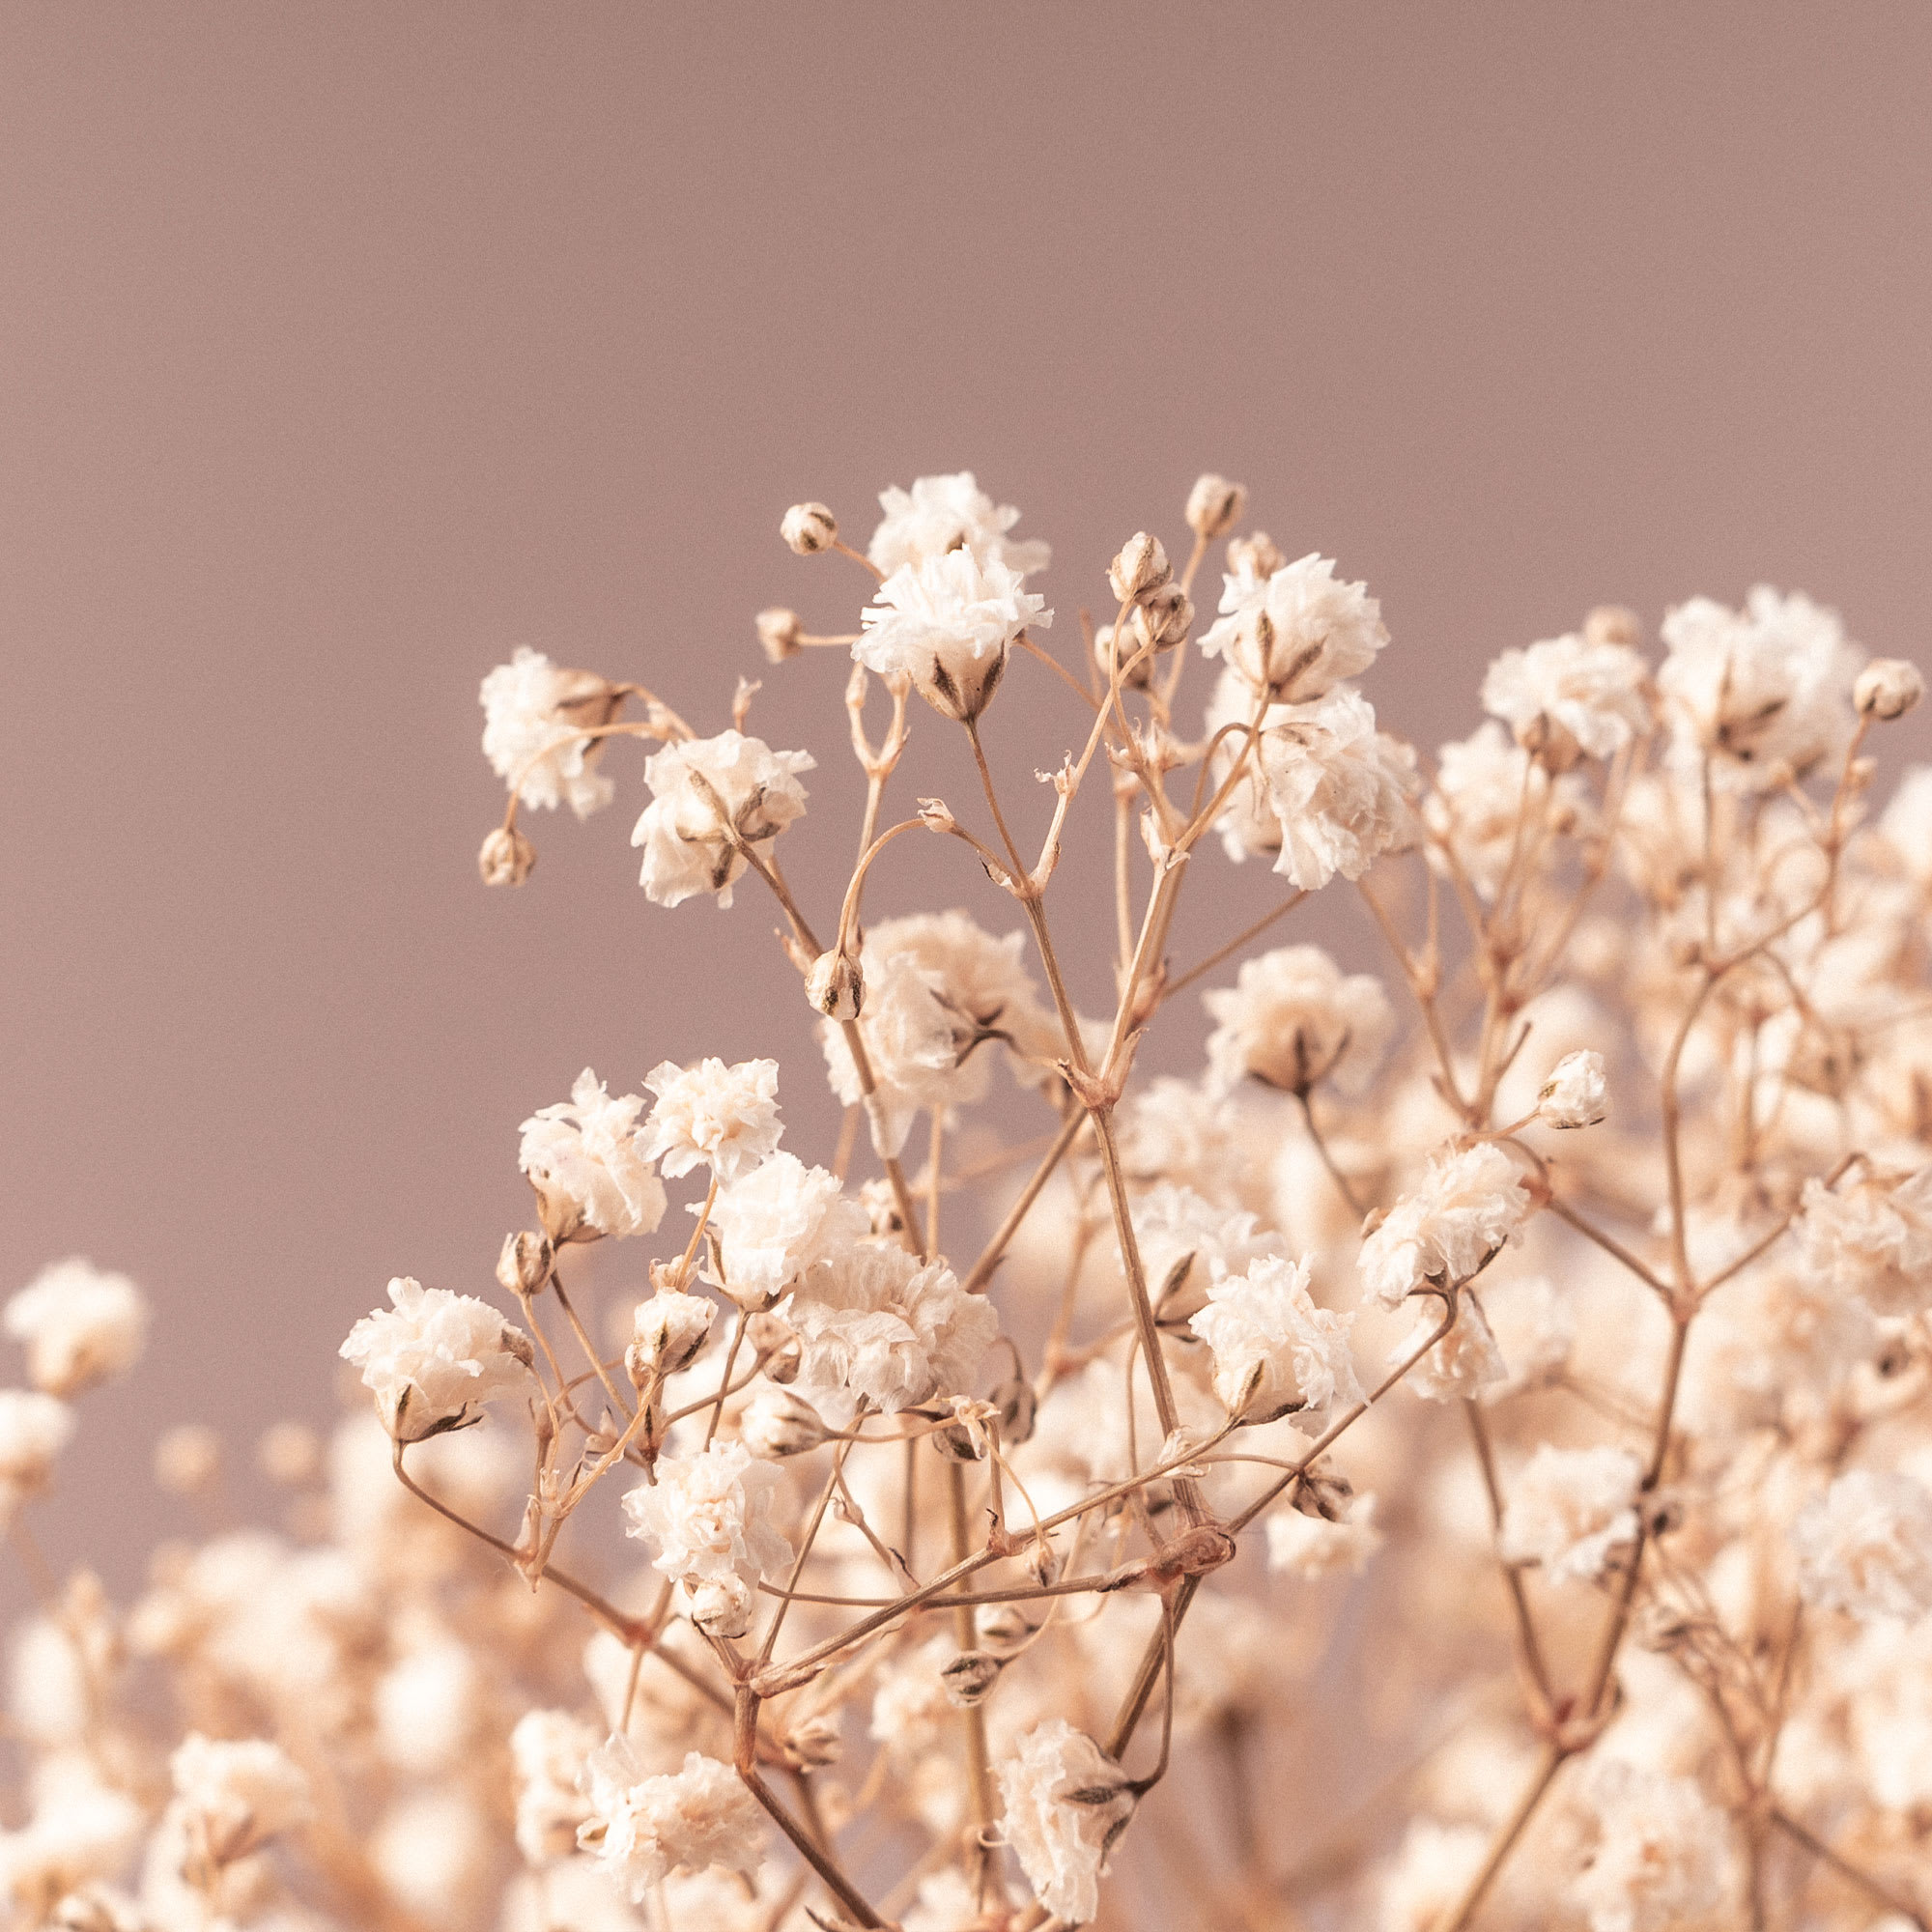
<box><xmin>577</xmin><ymin>1738</ymin><xmax>764</xmax><ymax>1900</ymax></box>
<box><xmin>1204</xmin><ymin>945</ymin><xmax>1393</xmax><ymax>1096</ymax></box>
<box><xmin>480</xmin><ymin>647</ymin><xmax>623</xmax><ymax>818</ymax></box>
<box><xmin>3</xmin><ymin>1260</ymin><xmax>148</xmax><ymax>1398</ymax></box>
<box><xmin>1498</xmin><ymin>1442</ymin><xmax>1642</xmax><ymax>1584</ymax></box>
<box><xmin>867</xmin><ymin>471</ymin><xmax>1050</xmax><ymax>578</ymax></box>
<box><xmin>1792</xmin><ymin>1470</ymin><xmax>1932</xmax><ymax>1622</ymax></box>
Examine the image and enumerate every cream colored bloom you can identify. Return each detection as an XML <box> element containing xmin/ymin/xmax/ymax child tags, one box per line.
<box><xmin>0</xmin><ymin>1390</ymin><xmax>74</xmax><ymax>1527</ymax></box>
<box><xmin>643</xmin><ymin>1056</ymin><xmax>782</xmax><ymax>1182</ymax></box>
<box><xmin>1498</xmin><ymin>1442</ymin><xmax>1641</xmax><ymax>1584</ymax></box>
<box><xmin>857</xmin><ymin>547</ymin><xmax>1050</xmax><ymax>722</ymax></box>
<box><xmin>1200</xmin><ymin>551</ymin><xmax>1388</xmax><ymax>700</ymax></box>
<box><xmin>1359</xmin><ymin>1144</ymin><xmax>1535</xmax><ymax>1308</ymax></box>
<box><xmin>1189</xmin><ymin>1255</ymin><xmax>1361</xmax><ymax>1424</ymax></box>
<box><xmin>867</xmin><ymin>470</ymin><xmax>1050</xmax><ymax>578</ymax></box>
<box><xmin>1481</xmin><ymin>631</ymin><xmax>1650</xmax><ymax>760</ymax></box>
<box><xmin>703</xmin><ymin>1153</ymin><xmax>868</xmax><ymax>1307</ymax></box>
<box><xmin>1570</xmin><ymin>1761</ymin><xmax>1736</xmax><ymax>1932</ymax></box>
<box><xmin>631</xmin><ymin>729</ymin><xmax>813</xmax><ymax>908</ymax></box>
<box><xmin>169</xmin><ymin>1733</ymin><xmax>312</xmax><ymax>1863</ymax></box>
<box><xmin>1792</xmin><ymin>1470</ymin><xmax>1932</xmax><ymax>1622</ymax></box>
<box><xmin>339</xmin><ymin>1277</ymin><xmax>531</xmax><ymax>1442</ymax></box>
<box><xmin>1267</xmin><ymin>1495</ymin><xmax>1381</xmax><ymax>1579</ymax></box>
<box><xmin>3</xmin><ymin>1260</ymin><xmax>147</xmax><ymax>1398</ymax></box>
<box><xmin>509</xmin><ymin>1708</ymin><xmax>599</xmax><ymax>1865</ymax></box>
<box><xmin>1794</xmin><ymin>1164</ymin><xmax>1932</xmax><ymax>1315</ymax></box>
<box><xmin>480</xmin><ymin>646</ymin><xmax>621</xmax><ymax>817</ymax></box>
<box><xmin>518</xmin><ymin>1067</ymin><xmax>667</xmax><ymax>1241</ymax></box>
<box><xmin>995</xmin><ymin>1719</ymin><xmax>1134</xmax><ymax>1926</ymax></box>
<box><xmin>577</xmin><ymin>1740</ymin><xmax>763</xmax><ymax>1901</ymax></box>
<box><xmin>1204</xmin><ymin>944</ymin><xmax>1393</xmax><ymax>1096</ymax></box>
<box><xmin>622</xmin><ymin>1440</ymin><xmax>792</xmax><ymax>1638</ymax></box>
<box><xmin>1537</xmin><ymin>1049</ymin><xmax>1608</xmax><ymax>1129</ymax></box>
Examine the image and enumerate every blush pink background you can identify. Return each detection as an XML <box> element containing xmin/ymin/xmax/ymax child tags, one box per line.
<box><xmin>6</xmin><ymin>2</ymin><xmax>1931</xmax><ymax>1578</ymax></box>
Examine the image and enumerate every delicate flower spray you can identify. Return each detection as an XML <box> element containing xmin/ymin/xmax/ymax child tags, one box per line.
<box><xmin>12</xmin><ymin>471</ymin><xmax>1932</xmax><ymax>1932</ymax></box>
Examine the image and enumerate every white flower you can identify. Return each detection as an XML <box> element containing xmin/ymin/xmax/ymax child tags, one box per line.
<box><xmin>1794</xmin><ymin>1164</ymin><xmax>1932</xmax><ymax>1315</ymax></box>
<box><xmin>4</xmin><ymin>1259</ymin><xmax>148</xmax><ymax>1398</ymax></box>
<box><xmin>1481</xmin><ymin>631</ymin><xmax>1650</xmax><ymax>760</ymax></box>
<box><xmin>480</xmin><ymin>646</ymin><xmax>621</xmax><ymax>817</ymax></box>
<box><xmin>994</xmin><ymin>1719</ymin><xmax>1134</xmax><ymax>1926</ymax></box>
<box><xmin>1424</xmin><ymin>722</ymin><xmax>1587</xmax><ymax>900</ymax></box>
<box><xmin>1236</xmin><ymin>684</ymin><xmax>1419</xmax><ymax>891</ymax></box>
<box><xmin>867</xmin><ymin>470</ymin><xmax>1050</xmax><ymax>578</ymax></box>
<box><xmin>0</xmin><ymin>1768</ymin><xmax>145</xmax><ymax>1909</ymax></box>
<box><xmin>1267</xmin><ymin>1495</ymin><xmax>1381</xmax><ymax>1580</ymax></box>
<box><xmin>1188</xmin><ymin>1255</ymin><xmax>1361</xmax><ymax>1424</ymax></box>
<box><xmin>509</xmin><ymin>1708</ymin><xmax>599</xmax><ymax>1865</ymax></box>
<box><xmin>622</xmin><ymin>1440</ymin><xmax>792</xmax><ymax>1638</ymax></box>
<box><xmin>1199</xmin><ymin>551</ymin><xmax>1388</xmax><ymax>700</ymax></box>
<box><xmin>1204</xmin><ymin>945</ymin><xmax>1394</xmax><ymax>1096</ymax></box>
<box><xmin>577</xmin><ymin>1738</ymin><xmax>763</xmax><ymax>1902</ymax></box>
<box><xmin>1497</xmin><ymin>1442</ymin><xmax>1642</xmax><ymax>1585</ymax></box>
<box><xmin>518</xmin><ymin>1068</ymin><xmax>668</xmax><ymax>1242</ymax></box>
<box><xmin>1399</xmin><ymin>1294</ymin><xmax>1507</xmax><ymax>1402</ymax></box>
<box><xmin>630</xmin><ymin>729</ymin><xmax>813</xmax><ymax>909</ymax></box>
<box><xmin>339</xmin><ymin>1277</ymin><xmax>531</xmax><ymax>1442</ymax></box>
<box><xmin>1131</xmin><ymin>1184</ymin><xmax>1283</xmax><ymax>1320</ymax></box>
<box><xmin>856</xmin><ymin>547</ymin><xmax>1051</xmax><ymax>722</ymax></box>
<box><xmin>1792</xmin><ymin>1470</ymin><xmax>1932</xmax><ymax>1622</ymax></box>
<box><xmin>0</xmin><ymin>1390</ymin><xmax>74</xmax><ymax>1527</ymax></box>
<box><xmin>169</xmin><ymin>1733</ymin><xmax>312</xmax><ymax>1863</ymax></box>
<box><xmin>1570</xmin><ymin>1761</ymin><xmax>1735</xmax><ymax>1932</ymax></box>
<box><xmin>1657</xmin><ymin>586</ymin><xmax>1861</xmax><ymax>788</ymax></box>
<box><xmin>1359</xmin><ymin>1144</ymin><xmax>1535</xmax><ymax>1308</ymax></box>
<box><xmin>629</xmin><ymin>1291</ymin><xmax>715</xmax><ymax>1378</ymax></box>
<box><xmin>784</xmin><ymin>1244</ymin><xmax>999</xmax><ymax>1419</ymax></box>
<box><xmin>643</xmin><ymin>1057</ymin><xmax>782</xmax><ymax>1183</ymax></box>
<box><xmin>1537</xmin><ymin>1049</ymin><xmax>1608</xmax><ymax>1128</ymax></box>
<box><xmin>703</xmin><ymin>1153</ymin><xmax>868</xmax><ymax>1308</ymax></box>
<box><xmin>1378</xmin><ymin>1818</ymin><xmax>1491</xmax><ymax>1932</ymax></box>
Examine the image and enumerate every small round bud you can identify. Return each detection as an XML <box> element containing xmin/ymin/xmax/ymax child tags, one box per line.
<box><xmin>497</xmin><ymin>1231</ymin><xmax>552</xmax><ymax>1298</ymax></box>
<box><xmin>781</xmin><ymin>1714</ymin><xmax>843</xmax><ymax>1770</ymax></box>
<box><xmin>977</xmin><ymin>1603</ymin><xmax>1036</xmax><ymax>1652</ymax></box>
<box><xmin>1856</xmin><ymin>658</ymin><xmax>1924</xmax><ymax>722</ymax></box>
<box><xmin>1583</xmin><ymin>605</ymin><xmax>1641</xmax><ymax>649</ymax></box>
<box><xmin>1107</xmin><ymin>531</ymin><xmax>1172</xmax><ymax>605</ymax></box>
<box><xmin>155</xmin><ymin>1423</ymin><xmax>222</xmax><ymax>1496</ymax></box>
<box><xmin>781</xmin><ymin>502</ymin><xmax>838</xmax><ymax>555</ymax></box>
<box><xmin>1094</xmin><ymin>622</ymin><xmax>1154</xmax><ymax>692</ymax></box>
<box><xmin>256</xmin><ymin>1421</ymin><xmax>323</xmax><ymax>1487</ymax></box>
<box><xmin>688</xmin><ymin>1573</ymin><xmax>753</xmax><ymax>1638</ymax></box>
<box><xmin>1538</xmin><ymin>1048</ymin><xmax>1608</xmax><ymax>1129</ymax></box>
<box><xmin>741</xmin><ymin>1386</ymin><xmax>827</xmax><ymax>1458</ymax></box>
<box><xmin>806</xmin><ymin>949</ymin><xmax>864</xmax><ymax>1022</ymax></box>
<box><xmin>755</xmin><ymin>607</ymin><xmax>805</xmax><ymax>663</ymax></box>
<box><xmin>628</xmin><ymin>1291</ymin><xmax>716</xmax><ymax>1382</ymax></box>
<box><xmin>1134</xmin><ymin>582</ymin><xmax>1194</xmax><ymax>651</ymax></box>
<box><xmin>1226</xmin><ymin>530</ymin><xmax>1285</xmax><ymax>581</ymax></box>
<box><xmin>478</xmin><ymin>825</ymin><xmax>536</xmax><ymax>887</ymax></box>
<box><xmin>1185</xmin><ymin>473</ymin><xmax>1247</xmax><ymax>541</ymax></box>
<box><xmin>941</xmin><ymin>1650</ymin><xmax>1005</xmax><ymax>1709</ymax></box>
<box><xmin>746</xmin><ymin>1311</ymin><xmax>801</xmax><ymax>1383</ymax></box>
<box><xmin>1519</xmin><ymin>711</ymin><xmax>1583</xmax><ymax>775</ymax></box>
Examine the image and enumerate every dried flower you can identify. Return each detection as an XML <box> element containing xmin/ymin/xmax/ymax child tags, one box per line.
<box><xmin>518</xmin><ymin>1067</ymin><xmax>667</xmax><ymax>1242</ymax></box>
<box><xmin>480</xmin><ymin>647</ymin><xmax>621</xmax><ymax>818</ymax></box>
<box><xmin>1498</xmin><ymin>1442</ymin><xmax>1642</xmax><ymax>1584</ymax></box>
<box><xmin>995</xmin><ymin>1720</ymin><xmax>1134</xmax><ymax>1926</ymax></box>
<box><xmin>477</xmin><ymin>822</ymin><xmax>537</xmax><ymax>886</ymax></box>
<box><xmin>1200</xmin><ymin>551</ymin><xmax>1388</xmax><ymax>701</ymax></box>
<box><xmin>1793</xmin><ymin>1164</ymin><xmax>1932</xmax><ymax>1315</ymax></box>
<box><xmin>1189</xmin><ymin>1255</ymin><xmax>1361</xmax><ymax>1424</ymax></box>
<box><xmin>4</xmin><ymin>1260</ymin><xmax>148</xmax><ymax>1398</ymax></box>
<box><xmin>754</xmin><ymin>607</ymin><xmax>804</xmax><ymax>662</ymax></box>
<box><xmin>169</xmin><ymin>1732</ymin><xmax>312</xmax><ymax>1863</ymax></box>
<box><xmin>339</xmin><ymin>1277</ymin><xmax>531</xmax><ymax>1442</ymax></box>
<box><xmin>622</xmin><ymin>1440</ymin><xmax>792</xmax><ymax>1637</ymax></box>
<box><xmin>1204</xmin><ymin>944</ymin><xmax>1393</xmax><ymax>1096</ymax></box>
<box><xmin>0</xmin><ymin>1390</ymin><xmax>74</xmax><ymax>1526</ymax></box>
<box><xmin>856</xmin><ymin>547</ymin><xmax>1051</xmax><ymax>723</ymax></box>
<box><xmin>643</xmin><ymin>1056</ymin><xmax>782</xmax><ymax>1182</ymax></box>
<box><xmin>1481</xmin><ymin>631</ymin><xmax>1650</xmax><ymax>761</ymax></box>
<box><xmin>867</xmin><ymin>471</ymin><xmax>1049</xmax><ymax>578</ymax></box>
<box><xmin>1107</xmin><ymin>531</ymin><xmax>1171</xmax><ymax>605</ymax></box>
<box><xmin>628</xmin><ymin>1291</ymin><xmax>715</xmax><ymax>1379</ymax></box>
<box><xmin>577</xmin><ymin>1738</ymin><xmax>764</xmax><ymax>1899</ymax></box>
<box><xmin>703</xmin><ymin>1152</ymin><xmax>868</xmax><ymax>1307</ymax></box>
<box><xmin>1537</xmin><ymin>1048</ymin><xmax>1608</xmax><ymax>1128</ymax></box>
<box><xmin>631</xmin><ymin>729</ymin><xmax>813</xmax><ymax>909</ymax></box>
<box><xmin>1792</xmin><ymin>1470</ymin><xmax>1932</xmax><ymax>1621</ymax></box>
<box><xmin>1184</xmin><ymin>472</ymin><xmax>1246</xmax><ymax>541</ymax></box>
<box><xmin>781</xmin><ymin>501</ymin><xmax>838</xmax><ymax>554</ymax></box>
<box><xmin>1359</xmin><ymin>1144</ymin><xmax>1535</xmax><ymax>1307</ymax></box>
<box><xmin>1856</xmin><ymin>656</ymin><xmax>1924</xmax><ymax>721</ymax></box>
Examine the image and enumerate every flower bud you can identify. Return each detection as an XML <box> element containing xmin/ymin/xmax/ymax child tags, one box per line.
<box><xmin>1537</xmin><ymin>1049</ymin><xmax>1608</xmax><ymax>1129</ymax></box>
<box><xmin>1107</xmin><ymin>531</ymin><xmax>1172</xmax><ymax>605</ymax></box>
<box><xmin>1226</xmin><ymin>530</ymin><xmax>1285</xmax><ymax>581</ymax></box>
<box><xmin>497</xmin><ymin>1230</ymin><xmax>552</xmax><ymax>1298</ymax></box>
<box><xmin>628</xmin><ymin>1291</ymin><xmax>715</xmax><ymax>1381</ymax></box>
<box><xmin>1185</xmin><ymin>472</ymin><xmax>1247</xmax><ymax>540</ymax></box>
<box><xmin>155</xmin><ymin>1424</ymin><xmax>222</xmax><ymax>1496</ymax></box>
<box><xmin>1519</xmin><ymin>711</ymin><xmax>1584</xmax><ymax>775</ymax></box>
<box><xmin>478</xmin><ymin>825</ymin><xmax>536</xmax><ymax>887</ymax></box>
<box><xmin>781</xmin><ymin>1714</ymin><xmax>843</xmax><ymax>1769</ymax></box>
<box><xmin>688</xmin><ymin>1573</ymin><xmax>753</xmax><ymax>1638</ymax></box>
<box><xmin>755</xmin><ymin>607</ymin><xmax>805</xmax><ymax>663</ymax></box>
<box><xmin>941</xmin><ymin>1649</ymin><xmax>1005</xmax><ymax>1709</ymax></box>
<box><xmin>1856</xmin><ymin>658</ymin><xmax>1924</xmax><ymax>722</ymax></box>
<box><xmin>741</xmin><ymin>1386</ymin><xmax>827</xmax><ymax>1458</ymax></box>
<box><xmin>746</xmin><ymin>1311</ymin><xmax>801</xmax><ymax>1383</ymax></box>
<box><xmin>1094</xmin><ymin>622</ymin><xmax>1154</xmax><ymax>692</ymax></box>
<box><xmin>978</xmin><ymin>1603</ymin><xmax>1035</xmax><ymax>1652</ymax></box>
<box><xmin>781</xmin><ymin>502</ymin><xmax>838</xmax><ymax>555</ymax></box>
<box><xmin>807</xmin><ymin>949</ymin><xmax>864</xmax><ymax>1022</ymax></box>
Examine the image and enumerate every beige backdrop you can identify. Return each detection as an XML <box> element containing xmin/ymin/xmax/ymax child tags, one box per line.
<box><xmin>6</xmin><ymin>1</ymin><xmax>1931</xmax><ymax>1580</ymax></box>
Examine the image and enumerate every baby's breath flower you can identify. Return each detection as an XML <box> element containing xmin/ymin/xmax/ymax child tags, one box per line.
<box><xmin>4</xmin><ymin>1260</ymin><xmax>148</xmax><ymax>1398</ymax></box>
<box><xmin>628</xmin><ymin>1291</ymin><xmax>714</xmax><ymax>1379</ymax></box>
<box><xmin>169</xmin><ymin>1733</ymin><xmax>312</xmax><ymax>1864</ymax></box>
<box><xmin>631</xmin><ymin>729</ymin><xmax>813</xmax><ymax>909</ymax></box>
<box><xmin>0</xmin><ymin>1390</ymin><xmax>74</xmax><ymax>1526</ymax></box>
<box><xmin>1570</xmin><ymin>1761</ymin><xmax>1736</xmax><ymax>1932</ymax></box>
<box><xmin>1204</xmin><ymin>944</ymin><xmax>1393</xmax><ymax>1096</ymax></box>
<box><xmin>1481</xmin><ymin>631</ymin><xmax>1650</xmax><ymax>761</ymax></box>
<box><xmin>622</xmin><ymin>1440</ymin><xmax>792</xmax><ymax>1638</ymax></box>
<box><xmin>1856</xmin><ymin>656</ymin><xmax>1924</xmax><ymax>721</ymax></box>
<box><xmin>643</xmin><ymin>1056</ymin><xmax>782</xmax><ymax>1183</ymax></box>
<box><xmin>1200</xmin><ymin>551</ymin><xmax>1388</xmax><ymax>701</ymax></box>
<box><xmin>1497</xmin><ymin>1442</ymin><xmax>1642</xmax><ymax>1584</ymax></box>
<box><xmin>509</xmin><ymin>1708</ymin><xmax>598</xmax><ymax>1864</ymax></box>
<box><xmin>1359</xmin><ymin>1144</ymin><xmax>1535</xmax><ymax>1308</ymax></box>
<box><xmin>479</xmin><ymin>647</ymin><xmax>622</xmax><ymax>818</ymax></box>
<box><xmin>856</xmin><ymin>548</ymin><xmax>1050</xmax><ymax>723</ymax></box>
<box><xmin>1399</xmin><ymin>1295</ymin><xmax>1507</xmax><ymax>1402</ymax></box>
<box><xmin>780</xmin><ymin>501</ymin><xmax>837</xmax><ymax>554</ymax></box>
<box><xmin>1266</xmin><ymin>1494</ymin><xmax>1381</xmax><ymax>1579</ymax></box>
<box><xmin>1792</xmin><ymin>1470</ymin><xmax>1932</xmax><ymax>1622</ymax></box>
<box><xmin>1537</xmin><ymin>1048</ymin><xmax>1608</xmax><ymax>1128</ymax></box>
<box><xmin>867</xmin><ymin>471</ymin><xmax>1050</xmax><ymax>578</ymax></box>
<box><xmin>994</xmin><ymin>1719</ymin><xmax>1134</xmax><ymax>1927</ymax></box>
<box><xmin>703</xmin><ymin>1152</ymin><xmax>868</xmax><ymax>1307</ymax></box>
<box><xmin>518</xmin><ymin>1067</ymin><xmax>667</xmax><ymax>1242</ymax></box>
<box><xmin>339</xmin><ymin>1277</ymin><xmax>531</xmax><ymax>1442</ymax></box>
<box><xmin>577</xmin><ymin>1738</ymin><xmax>764</xmax><ymax>1900</ymax></box>
<box><xmin>1188</xmin><ymin>1255</ymin><xmax>1361</xmax><ymax>1424</ymax></box>
<box><xmin>1184</xmin><ymin>472</ymin><xmax>1246</xmax><ymax>541</ymax></box>
<box><xmin>1794</xmin><ymin>1164</ymin><xmax>1932</xmax><ymax>1315</ymax></box>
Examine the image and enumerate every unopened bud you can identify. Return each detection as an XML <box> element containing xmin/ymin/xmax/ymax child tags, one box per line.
<box><xmin>746</xmin><ymin>1311</ymin><xmax>801</xmax><ymax>1383</ymax></box>
<box><xmin>155</xmin><ymin>1424</ymin><xmax>222</xmax><ymax>1496</ymax></box>
<box><xmin>497</xmin><ymin>1231</ymin><xmax>552</xmax><ymax>1297</ymax></box>
<box><xmin>806</xmin><ymin>949</ymin><xmax>864</xmax><ymax>1021</ymax></box>
<box><xmin>1107</xmin><ymin>531</ymin><xmax>1172</xmax><ymax>605</ymax></box>
<box><xmin>1856</xmin><ymin>658</ymin><xmax>1924</xmax><ymax>721</ymax></box>
<box><xmin>781</xmin><ymin>1714</ymin><xmax>843</xmax><ymax>1770</ymax></box>
<box><xmin>1023</xmin><ymin>1535</ymin><xmax>1062</xmax><ymax>1587</ymax></box>
<box><xmin>978</xmin><ymin>1603</ymin><xmax>1035</xmax><ymax>1652</ymax></box>
<box><xmin>1583</xmin><ymin>605</ymin><xmax>1641</xmax><ymax>649</ymax></box>
<box><xmin>500</xmin><ymin>1324</ymin><xmax>537</xmax><ymax>1372</ymax></box>
<box><xmin>781</xmin><ymin>502</ymin><xmax>838</xmax><ymax>555</ymax></box>
<box><xmin>1226</xmin><ymin>530</ymin><xmax>1285</xmax><ymax>581</ymax></box>
<box><xmin>1094</xmin><ymin>622</ymin><xmax>1154</xmax><ymax>692</ymax></box>
<box><xmin>741</xmin><ymin>1386</ymin><xmax>827</xmax><ymax>1458</ymax></box>
<box><xmin>756</xmin><ymin>608</ymin><xmax>805</xmax><ymax>664</ymax></box>
<box><xmin>1519</xmin><ymin>712</ymin><xmax>1583</xmax><ymax>774</ymax></box>
<box><xmin>628</xmin><ymin>1291</ymin><xmax>715</xmax><ymax>1381</ymax></box>
<box><xmin>688</xmin><ymin>1574</ymin><xmax>753</xmax><ymax>1639</ymax></box>
<box><xmin>941</xmin><ymin>1650</ymin><xmax>1005</xmax><ymax>1708</ymax></box>
<box><xmin>1185</xmin><ymin>472</ymin><xmax>1247</xmax><ymax>540</ymax></box>
<box><xmin>478</xmin><ymin>825</ymin><xmax>536</xmax><ymax>887</ymax></box>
